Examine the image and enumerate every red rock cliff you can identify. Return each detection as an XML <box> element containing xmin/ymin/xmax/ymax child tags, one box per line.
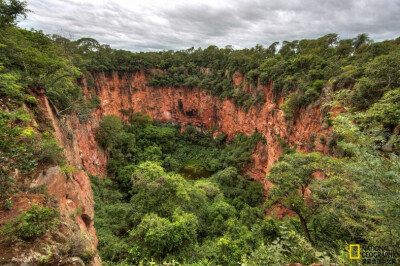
<box><xmin>37</xmin><ymin>95</ymin><xmax>106</xmax><ymax>265</ymax></box>
<box><xmin>0</xmin><ymin>93</ymin><xmax>106</xmax><ymax>264</ymax></box>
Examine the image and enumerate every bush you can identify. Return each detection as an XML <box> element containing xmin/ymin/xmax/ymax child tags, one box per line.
<box><xmin>36</xmin><ymin>137</ymin><xmax>64</xmax><ymax>164</ymax></box>
<box><xmin>312</xmin><ymin>79</ymin><xmax>325</xmax><ymax>92</ymax></box>
<box><xmin>3</xmin><ymin>198</ymin><xmax>13</xmax><ymax>210</ymax></box>
<box><xmin>0</xmin><ymin>168</ymin><xmax>14</xmax><ymax>197</ymax></box>
<box><xmin>281</xmin><ymin>94</ymin><xmax>300</xmax><ymax>119</ymax></box>
<box><xmin>129</xmin><ymin>212</ymin><xmax>198</xmax><ymax>261</ymax></box>
<box><xmin>97</xmin><ymin>115</ymin><xmax>123</xmax><ymax>149</ymax></box>
<box><xmin>1</xmin><ymin>204</ymin><xmax>59</xmax><ymax>240</ymax></box>
<box><xmin>301</xmin><ymin>88</ymin><xmax>319</xmax><ymax>106</ymax></box>
<box><xmin>68</xmin><ymin>233</ymin><xmax>96</xmax><ymax>264</ymax></box>
<box><xmin>363</xmin><ymin>87</ymin><xmax>400</xmax><ymax>128</ymax></box>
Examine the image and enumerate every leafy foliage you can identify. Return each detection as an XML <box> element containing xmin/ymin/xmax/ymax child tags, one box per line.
<box><xmin>267</xmin><ymin>152</ymin><xmax>324</xmax><ymax>243</ymax></box>
<box><xmin>0</xmin><ymin>109</ymin><xmax>63</xmax><ymax>196</ymax></box>
<box><xmin>266</xmin><ymin>92</ymin><xmax>400</xmax><ymax>258</ymax></box>
<box><xmin>59</xmin><ymin>32</ymin><xmax>400</xmax><ymax>116</ymax></box>
<box><xmin>91</xmin><ymin>117</ymin><xmax>292</xmax><ymax>265</ymax></box>
<box><xmin>0</xmin><ymin>204</ymin><xmax>59</xmax><ymax>240</ymax></box>
<box><xmin>363</xmin><ymin>87</ymin><xmax>400</xmax><ymax>128</ymax></box>
<box><xmin>96</xmin><ymin>115</ymin><xmax>124</xmax><ymax>149</ymax></box>
<box><xmin>0</xmin><ymin>0</ymin><xmax>29</xmax><ymax>26</ymax></box>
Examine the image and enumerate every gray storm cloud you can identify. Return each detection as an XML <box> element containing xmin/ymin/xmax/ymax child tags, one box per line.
<box><xmin>18</xmin><ymin>0</ymin><xmax>400</xmax><ymax>51</ymax></box>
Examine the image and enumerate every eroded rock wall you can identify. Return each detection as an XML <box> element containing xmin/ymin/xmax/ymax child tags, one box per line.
<box><xmin>36</xmin><ymin>94</ymin><xmax>106</xmax><ymax>265</ymax></box>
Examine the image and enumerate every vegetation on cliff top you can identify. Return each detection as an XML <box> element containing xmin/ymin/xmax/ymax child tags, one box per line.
<box><xmin>45</xmin><ymin>31</ymin><xmax>400</xmax><ymax>114</ymax></box>
<box><xmin>4</xmin><ymin>0</ymin><xmax>400</xmax><ymax>115</ymax></box>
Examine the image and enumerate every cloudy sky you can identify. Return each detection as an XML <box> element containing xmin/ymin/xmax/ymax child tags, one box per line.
<box><xmin>18</xmin><ymin>0</ymin><xmax>400</xmax><ymax>51</ymax></box>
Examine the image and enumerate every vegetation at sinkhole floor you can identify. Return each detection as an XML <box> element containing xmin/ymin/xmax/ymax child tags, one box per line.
<box><xmin>0</xmin><ymin>0</ymin><xmax>399</xmax><ymax>265</ymax></box>
<box><xmin>92</xmin><ymin>114</ymin><xmax>321</xmax><ymax>265</ymax></box>
<box><xmin>92</xmin><ymin>112</ymin><xmax>400</xmax><ymax>265</ymax></box>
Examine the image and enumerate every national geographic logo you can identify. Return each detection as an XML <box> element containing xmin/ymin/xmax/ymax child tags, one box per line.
<box><xmin>349</xmin><ymin>244</ymin><xmax>360</xmax><ymax>259</ymax></box>
<box><xmin>349</xmin><ymin>244</ymin><xmax>399</xmax><ymax>265</ymax></box>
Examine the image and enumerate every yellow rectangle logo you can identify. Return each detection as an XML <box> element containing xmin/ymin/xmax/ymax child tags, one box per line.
<box><xmin>349</xmin><ymin>244</ymin><xmax>360</xmax><ymax>259</ymax></box>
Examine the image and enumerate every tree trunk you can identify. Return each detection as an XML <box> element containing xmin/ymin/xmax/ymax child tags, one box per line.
<box><xmin>298</xmin><ymin>213</ymin><xmax>313</xmax><ymax>245</ymax></box>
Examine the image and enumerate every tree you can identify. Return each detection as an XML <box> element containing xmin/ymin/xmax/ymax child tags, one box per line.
<box><xmin>351</xmin><ymin>50</ymin><xmax>400</xmax><ymax>110</ymax></box>
<box><xmin>279</xmin><ymin>40</ymin><xmax>298</xmax><ymax>57</ymax></box>
<box><xmin>353</xmin><ymin>33</ymin><xmax>371</xmax><ymax>53</ymax></box>
<box><xmin>266</xmin><ymin>152</ymin><xmax>324</xmax><ymax>243</ymax></box>
<box><xmin>266</xmin><ymin>42</ymin><xmax>279</xmax><ymax>57</ymax></box>
<box><xmin>323</xmin><ymin>33</ymin><xmax>339</xmax><ymax>48</ymax></box>
<box><xmin>129</xmin><ymin>212</ymin><xmax>198</xmax><ymax>262</ymax></box>
<box><xmin>332</xmin><ymin>113</ymin><xmax>400</xmax><ymax>247</ymax></box>
<box><xmin>310</xmin><ymin>174</ymin><xmax>374</xmax><ymax>247</ymax></box>
<box><xmin>336</xmin><ymin>39</ymin><xmax>354</xmax><ymax>57</ymax></box>
<box><xmin>96</xmin><ymin>115</ymin><xmax>123</xmax><ymax>149</ymax></box>
<box><xmin>364</xmin><ymin>87</ymin><xmax>400</xmax><ymax>128</ymax></box>
<box><xmin>75</xmin><ymin>37</ymin><xmax>100</xmax><ymax>52</ymax></box>
<box><xmin>132</xmin><ymin>161</ymin><xmax>165</xmax><ymax>181</ymax></box>
<box><xmin>0</xmin><ymin>0</ymin><xmax>28</xmax><ymax>25</ymax></box>
<box><xmin>0</xmin><ymin>204</ymin><xmax>59</xmax><ymax>240</ymax></box>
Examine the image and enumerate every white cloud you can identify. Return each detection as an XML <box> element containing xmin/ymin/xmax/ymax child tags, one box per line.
<box><xmin>18</xmin><ymin>0</ymin><xmax>400</xmax><ymax>51</ymax></box>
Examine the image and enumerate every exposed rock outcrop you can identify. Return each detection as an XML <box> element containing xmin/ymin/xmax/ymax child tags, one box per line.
<box><xmin>0</xmin><ymin>94</ymin><xmax>104</xmax><ymax>265</ymax></box>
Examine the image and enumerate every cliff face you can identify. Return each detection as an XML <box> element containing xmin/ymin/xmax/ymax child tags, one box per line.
<box><xmin>0</xmin><ymin>94</ymin><xmax>105</xmax><ymax>265</ymax></box>
<box><xmin>81</xmin><ymin>70</ymin><xmax>331</xmax><ymax>185</ymax></box>
<box><xmin>34</xmin><ymin>95</ymin><xmax>106</xmax><ymax>265</ymax></box>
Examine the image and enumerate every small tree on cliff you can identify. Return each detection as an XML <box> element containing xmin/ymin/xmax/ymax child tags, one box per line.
<box><xmin>97</xmin><ymin>115</ymin><xmax>123</xmax><ymax>150</ymax></box>
<box><xmin>266</xmin><ymin>152</ymin><xmax>324</xmax><ymax>244</ymax></box>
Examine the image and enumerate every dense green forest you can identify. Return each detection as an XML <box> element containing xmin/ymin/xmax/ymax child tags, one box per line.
<box><xmin>92</xmin><ymin>114</ymin><xmax>271</xmax><ymax>264</ymax></box>
<box><xmin>1</xmin><ymin>0</ymin><xmax>400</xmax><ymax>265</ymax></box>
<box><xmin>90</xmin><ymin>113</ymin><xmax>400</xmax><ymax>265</ymax></box>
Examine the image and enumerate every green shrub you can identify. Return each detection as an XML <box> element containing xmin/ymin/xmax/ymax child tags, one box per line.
<box><xmin>3</xmin><ymin>198</ymin><xmax>13</xmax><ymax>210</ymax></box>
<box><xmin>185</xmin><ymin>125</ymin><xmax>196</xmax><ymax>135</ymax></box>
<box><xmin>80</xmin><ymin>248</ymin><xmax>96</xmax><ymax>264</ymax></box>
<box><xmin>1</xmin><ymin>204</ymin><xmax>59</xmax><ymax>240</ymax></box>
<box><xmin>36</xmin><ymin>138</ymin><xmax>64</xmax><ymax>164</ymax></box>
<box><xmin>281</xmin><ymin>94</ymin><xmax>299</xmax><ymax>119</ymax></box>
<box><xmin>363</xmin><ymin>87</ymin><xmax>400</xmax><ymax>128</ymax></box>
<box><xmin>319</xmin><ymin>135</ymin><xmax>327</xmax><ymax>145</ymax></box>
<box><xmin>89</xmin><ymin>94</ymin><xmax>101</xmax><ymax>107</ymax></box>
<box><xmin>312</xmin><ymin>79</ymin><xmax>325</xmax><ymax>92</ymax></box>
<box><xmin>96</xmin><ymin>115</ymin><xmax>123</xmax><ymax>149</ymax></box>
<box><xmin>130</xmin><ymin>212</ymin><xmax>198</xmax><ymax>261</ymax></box>
<box><xmin>68</xmin><ymin>233</ymin><xmax>96</xmax><ymax>264</ymax></box>
<box><xmin>38</xmin><ymin>245</ymin><xmax>52</xmax><ymax>264</ymax></box>
<box><xmin>301</xmin><ymin>88</ymin><xmax>319</xmax><ymax>105</ymax></box>
<box><xmin>0</xmin><ymin>168</ymin><xmax>14</xmax><ymax>197</ymax></box>
<box><xmin>4</xmin><ymin>198</ymin><xmax>14</xmax><ymax>211</ymax></box>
